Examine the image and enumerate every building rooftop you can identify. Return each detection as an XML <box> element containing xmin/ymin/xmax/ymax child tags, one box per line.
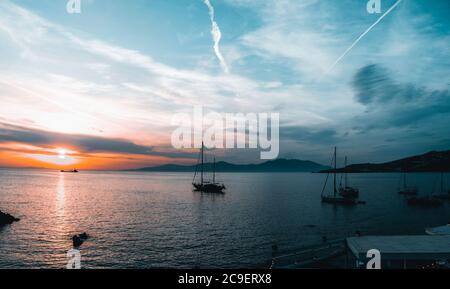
<box><xmin>347</xmin><ymin>235</ymin><xmax>450</xmax><ymax>260</ymax></box>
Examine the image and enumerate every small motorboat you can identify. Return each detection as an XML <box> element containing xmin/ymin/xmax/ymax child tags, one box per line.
<box><xmin>425</xmin><ymin>223</ymin><xmax>450</xmax><ymax>235</ymax></box>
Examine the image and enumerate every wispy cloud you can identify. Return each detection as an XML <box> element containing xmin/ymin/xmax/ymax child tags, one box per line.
<box><xmin>203</xmin><ymin>0</ymin><xmax>229</xmax><ymax>74</ymax></box>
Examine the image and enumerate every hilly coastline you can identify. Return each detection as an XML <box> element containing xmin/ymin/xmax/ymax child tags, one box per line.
<box><xmin>132</xmin><ymin>159</ymin><xmax>330</xmax><ymax>173</ymax></box>
<box><xmin>320</xmin><ymin>150</ymin><xmax>450</xmax><ymax>173</ymax></box>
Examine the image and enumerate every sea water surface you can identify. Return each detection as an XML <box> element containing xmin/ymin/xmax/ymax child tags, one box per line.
<box><xmin>0</xmin><ymin>169</ymin><xmax>449</xmax><ymax>269</ymax></box>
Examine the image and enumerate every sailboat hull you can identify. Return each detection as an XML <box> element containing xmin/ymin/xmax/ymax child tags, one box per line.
<box><xmin>193</xmin><ymin>183</ymin><xmax>225</xmax><ymax>193</ymax></box>
<box><xmin>433</xmin><ymin>193</ymin><xmax>450</xmax><ymax>200</ymax></box>
<box><xmin>398</xmin><ymin>189</ymin><xmax>418</xmax><ymax>196</ymax></box>
<box><xmin>321</xmin><ymin>148</ymin><xmax>358</xmax><ymax>206</ymax></box>
<box><xmin>407</xmin><ymin>197</ymin><xmax>443</xmax><ymax>207</ymax></box>
<box><xmin>321</xmin><ymin>196</ymin><xmax>357</xmax><ymax>205</ymax></box>
<box><xmin>339</xmin><ymin>187</ymin><xmax>359</xmax><ymax>198</ymax></box>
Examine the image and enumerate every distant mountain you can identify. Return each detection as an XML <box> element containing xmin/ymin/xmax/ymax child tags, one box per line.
<box><xmin>321</xmin><ymin>150</ymin><xmax>450</xmax><ymax>173</ymax></box>
<box><xmin>132</xmin><ymin>159</ymin><xmax>330</xmax><ymax>173</ymax></box>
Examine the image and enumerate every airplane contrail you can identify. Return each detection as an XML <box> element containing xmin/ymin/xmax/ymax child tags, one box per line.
<box><xmin>325</xmin><ymin>0</ymin><xmax>403</xmax><ymax>74</ymax></box>
<box><xmin>203</xmin><ymin>0</ymin><xmax>229</xmax><ymax>74</ymax></box>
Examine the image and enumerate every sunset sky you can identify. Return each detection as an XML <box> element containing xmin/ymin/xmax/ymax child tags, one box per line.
<box><xmin>0</xmin><ymin>0</ymin><xmax>449</xmax><ymax>170</ymax></box>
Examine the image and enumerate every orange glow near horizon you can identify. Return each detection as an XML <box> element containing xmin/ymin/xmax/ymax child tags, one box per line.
<box><xmin>27</xmin><ymin>147</ymin><xmax>79</xmax><ymax>166</ymax></box>
<box><xmin>0</xmin><ymin>142</ymin><xmax>195</xmax><ymax>170</ymax></box>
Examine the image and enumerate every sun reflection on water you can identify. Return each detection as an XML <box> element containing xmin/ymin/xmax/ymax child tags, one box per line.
<box><xmin>56</xmin><ymin>172</ymin><xmax>65</xmax><ymax>214</ymax></box>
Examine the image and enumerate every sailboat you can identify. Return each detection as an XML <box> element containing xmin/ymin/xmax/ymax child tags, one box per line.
<box><xmin>432</xmin><ymin>172</ymin><xmax>450</xmax><ymax>200</ymax></box>
<box><xmin>192</xmin><ymin>142</ymin><xmax>225</xmax><ymax>194</ymax></box>
<box><xmin>339</xmin><ymin>156</ymin><xmax>359</xmax><ymax>199</ymax></box>
<box><xmin>407</xmin><ymin>173</ymin><xmax>444</xmax><ymax>207</ymax></box>
<box><xmin>321</xmin><ymin>147</ymin><xmax>357</xmax><ymax>205</ymax></box>
<box><xmin>397</xmin><ymin>169</ymin><xmax>417</xmax><ymax>196</ymax></box>
<box><xmin>407</xmin><ymin>196</ymin><xmax>443</xmax><ymax>207</ymax></box>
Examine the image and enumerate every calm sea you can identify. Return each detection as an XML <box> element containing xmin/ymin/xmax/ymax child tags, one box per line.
<box><xmin>0</xmin><ymin>169</ymin><xmax>449</xmax><ymax>269</ymax></box>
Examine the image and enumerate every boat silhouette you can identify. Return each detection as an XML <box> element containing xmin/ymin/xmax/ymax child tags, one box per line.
<box><xmin>61</xmin><ymin>169</ymin><xmax>78</xmax><ymax>173</ymax></box>
<box><xmin>407</xmin><ymin>173</ymin><xmax>444</xmax><ymax>207</ymax></box>
<box><xmin>397</xmin><ymin>169</ymin><xmax>418</xmax><ymax>196</ymax></box>
<box><xmin>321</xmin><ymin>147</ymin><xmax>357</xmax><ymax>205</ymax></box>
<box><xmin>192</xmin><ymin>142</ymin><xmax>225</xmax><ymax>194</ymax></box>
<box><xmin>407</xmin><ymin>196</ymin><xmax>442</xmax><ymax>207</ymax></box>
<box><xmin>432</xmin><ymin>172</ymin><xmax>450</xmax><ymax>200</ymax></box>
<box><xmin>339</xmin><ymin>156</ymin><xmax>360</xmax><ymax>199</ymax></box>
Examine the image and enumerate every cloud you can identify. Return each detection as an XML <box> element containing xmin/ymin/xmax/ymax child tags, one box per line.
<box><xmin>352</xmin><ymin>64</ymin><xmax>450</xmax><ymax>128</ymax></box>
<box><xmin>203</xmin><ymin>0</ymin><xmax>229</xmax><ymax>73</ymax></box>
<box><xmin>0</xmin><ymin>122</ymin><xmax>196</xmax><ymax>159</ymax></box>
<box><xmin>281</xmin><ymin>126</ymin><xmax>339</xmax><ymax>144</ymax></box>
<box><xmin>0</xmin><ymin>0</ymin><xmax>285</xmax><ymax>141</ymax></box>
<box><xmin>0</xmin><ymin>123</ymin><xmax>152</xmax><ymax>154</ymax></box>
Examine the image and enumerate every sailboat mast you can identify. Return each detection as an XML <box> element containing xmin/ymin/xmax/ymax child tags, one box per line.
<box><xmin>441</xmin><ymin>171</ymin><xmax>444</xmax><ymax>193</ymax></box>
<box><xmin>201</xmin><ymin>141</ymin><xmax>204</xmax><ymax>185</ymax></box>
<box><xmin>403</xmin><ymin>170</ymin><xmax>407</xmax><ymax>190</ymax></box>
<box><xmin>334</xmin><ymin>147</ymin><xmax>337</xmax><ymax>197</ymax></box>
<box><xmin>345</xmin><ymin>156</ymin><xmax>348</xmax><ymax>188</ymax></box>
<box><xmin>213</xmin><ymin>157</ymin><xmax>216</xmax><ymax>184</ymax></box>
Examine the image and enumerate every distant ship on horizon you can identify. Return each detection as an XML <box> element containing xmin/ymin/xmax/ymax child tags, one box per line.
<box><xmin>60</xmin><ymin>169</ymin><xmax>78</xmax><ymax>173</ymax></box>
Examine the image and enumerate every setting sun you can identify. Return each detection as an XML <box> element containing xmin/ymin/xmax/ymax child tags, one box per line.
<box><xmin>20</xmin><ymin>147</ymin><xmax>81</xmax><ymax>167</ymax></box>
<box><xmin>58</xmin><ymin>148</ymin><xmax>67</xmax><ymax>159</ymax></box>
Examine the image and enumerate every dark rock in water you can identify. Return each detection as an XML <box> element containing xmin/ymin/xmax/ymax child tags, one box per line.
<box><xmin>72</xmin><ymin>235</ymin><xmax>83</xmax><ymax>248</ymax></box>
<box><xmin>0</xmin><ymin>211</ymin><xmax>20</xmax><ymax>227</ymax></box>
<box><xmin>72</xmin><ymin>232</ymin><xmax>89</xmax><ymax>248</ymax></box>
